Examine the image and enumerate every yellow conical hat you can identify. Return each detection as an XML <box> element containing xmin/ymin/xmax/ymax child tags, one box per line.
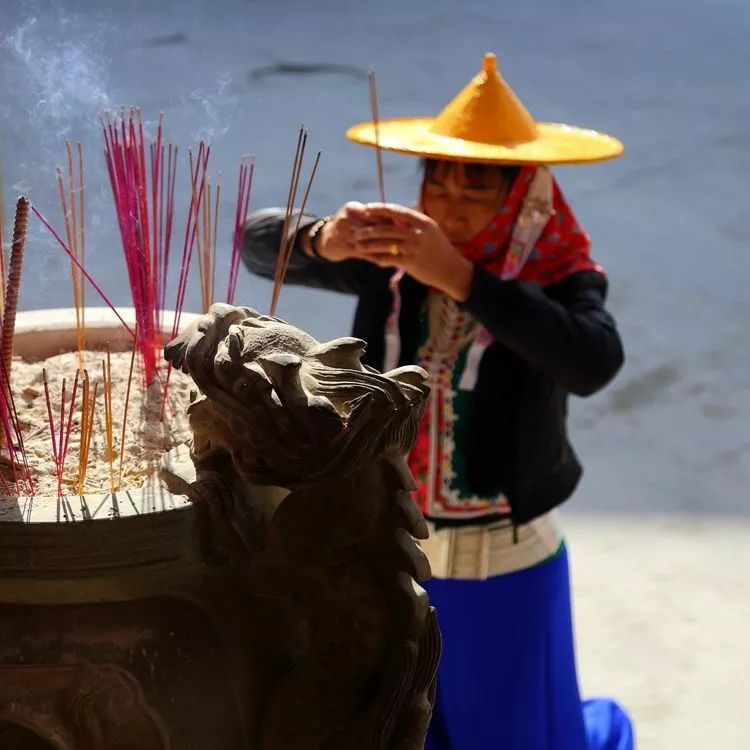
<box><xmin>347</xmin><ymin>53</ymin><xmax>623</xmax><ymax>165</ymax></box>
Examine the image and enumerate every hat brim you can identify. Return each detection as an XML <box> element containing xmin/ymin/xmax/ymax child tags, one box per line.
<box><xmin>346</xmin><ymin>117</ymin><xmax>623</xmax><ymax>165</ymax></box>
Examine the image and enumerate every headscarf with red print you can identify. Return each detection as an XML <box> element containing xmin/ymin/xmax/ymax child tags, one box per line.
<box><xmin>460</xmin><ymin>165</ymin><xmax>601</xmax><ymax>284</ymax></box>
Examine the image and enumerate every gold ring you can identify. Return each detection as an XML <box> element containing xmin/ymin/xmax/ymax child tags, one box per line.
<box><xmin>388</xmin><ymin>243</ymin><xmax>400</xmax><ymax>256</ymax></box>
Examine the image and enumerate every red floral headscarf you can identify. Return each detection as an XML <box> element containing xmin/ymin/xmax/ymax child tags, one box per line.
<box><xmin>459</xmin><ymin>165</ymin><xmax>601</xmax><ymax>284</ymax></box>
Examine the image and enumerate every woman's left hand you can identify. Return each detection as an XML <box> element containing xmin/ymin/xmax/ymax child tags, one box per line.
<box><xmin>352</xmin><ymin>203</ymin><xmax>474</xmax><ymax>302</ymax></box>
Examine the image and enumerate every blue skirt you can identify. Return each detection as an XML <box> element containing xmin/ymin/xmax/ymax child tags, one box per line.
<box><xmin>424</xmin><ymin>545</ymin><xmax>634</xmax><ymax>750</ymax></box>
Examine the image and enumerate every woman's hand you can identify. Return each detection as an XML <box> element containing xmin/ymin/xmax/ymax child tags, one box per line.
<box><xmin>311</xmin><ymin>202</ymin><xmax>374</xmax><ymax>263</ymax></box>
<box><xmin>352</xmin><ymin>203</ymin><xmax>474</xmax><ymax>302</ymax></box>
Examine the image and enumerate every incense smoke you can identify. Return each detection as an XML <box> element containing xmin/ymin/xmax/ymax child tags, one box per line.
<box><xmin>186</xmin><ymin>72</ymin><xmax>237</xmax><ymax>143</ymax></box>
<box><xmin>1</xmin><ymin>8</ymin><xmax>242</xmax><ymax>312</ymax></box>
<box><xmin>3</xmin><ymin>17</ymin><xmax>111</xmax><ymax>130</ymax></box>
<box><xmin>1</xmin><ymin>12</ymin><xmax>114</xmax><ymax>304</ymax></box>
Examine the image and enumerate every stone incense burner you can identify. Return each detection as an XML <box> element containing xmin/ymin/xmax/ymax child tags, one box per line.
<box><xmin>0</xmin><ymin>304</ymin><xmax>440</xmax><ymax>750</ymax></box>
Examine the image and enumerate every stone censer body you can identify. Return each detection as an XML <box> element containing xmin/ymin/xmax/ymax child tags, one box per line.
<box><xmin>0</xmin><ymin>304</ymin><xmax>440</xmax><ymax>750</ymax></box>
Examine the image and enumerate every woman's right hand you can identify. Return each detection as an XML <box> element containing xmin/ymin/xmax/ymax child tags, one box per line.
<box><xmin>313</xmin><ymin>202</ymin><xmax>374</xmax><ymax>262</ymax></box>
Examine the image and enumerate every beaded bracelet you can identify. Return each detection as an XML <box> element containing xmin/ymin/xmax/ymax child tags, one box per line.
<box><xmin>307</xmin><ymin>215</ymin><xmax>333</xmax><ymax>260</ymax></box>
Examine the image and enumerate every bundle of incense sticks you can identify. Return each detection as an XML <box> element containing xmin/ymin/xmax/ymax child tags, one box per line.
<box><xmin>56</xmin><ymin>141</ymin><xmax>87</xmax><ymax>368</ymax></box>
<box><xmin>34</xmin><ymin>327</ymin><xmax>140</xmax><ymax>497</ymax></box>
<box><xmin>227</xmin><ymin>155</ymin><xmax>254</xmax><ymax>305</ymax></box>
<box><xmin>158</xmin><ymin>141</ymin><xmax>211</xmax><ymax>419</ymax></box>
<box><xmin>102</xmin><ymin>110</ymin><xmax>179</xmax><ymax>384</ymax></box>
<box><xmin>75</xmin><ymin>371</ymin><xmax>99</xmax><ymax>496</ymax></box>
<box><xmin>0</xmin><ymin>106</ymin><xmax>323</xmax><ymax>496</ymax></box>
<box><xmin>270</xmin><ymin>127</ymin><xmax>321</xmax><ymax>316</ymax></box>
<box><xmin>42</xmin><ymin>369</ymin><xmax>79</xmax><ymax>497</ymax></box>
<box><xmin>190</xmin><ymin>150</ymin><xmax>221</xmax><ymax>314</ymax></box>
<box><xmin>0</xmin><ymin>355</ymin><xmax>33</xmax><ymax>496</ymax></box>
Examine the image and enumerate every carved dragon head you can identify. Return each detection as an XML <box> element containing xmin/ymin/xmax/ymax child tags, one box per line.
<box><xmin>164</xmin><ymin>304</ymin><xmax>429</xmax><ymax>488</ymax></box>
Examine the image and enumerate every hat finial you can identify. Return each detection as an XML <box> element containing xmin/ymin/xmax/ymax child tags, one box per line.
<box><xmin>483</xmin><ymin>52</ymin><xmax>497</xmax><ymax>75</ymax></box>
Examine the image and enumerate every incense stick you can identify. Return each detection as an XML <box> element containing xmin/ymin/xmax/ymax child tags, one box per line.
<box><xmin>102</xmin><ymin>345</ymin><xmax>115</xmax><ymax>494</ymax></box>
<box><xmin>118</xmin><ymin>323</ymin><xmax>138</xmax><ymax>491</ymax></box>
<box><xmin>190</xmin><ymin>149</ymin><xmax>217</xmax><ymax>314</ymax></box>
<box><xmin>278</xmin><ymin>150</ymin><xmax>321</xmax><ymax>297</ymax></box>
<box><xmin>42</xmin><ymin>369</ymin><xmax>59</xmax><ymax>480</ymax></box>
<box><xmin>58</xmin><ymin>378</ymin><xmax>66</xmax><ymax>484</ymax></box>
<box><xmin>76</xmin><ymin>373</ymin><xmax>89</xmax><ymax>496</ymax></box>
<box><xmin>368</xmin><ymin>69</ymin><xmax>386</xmax><ymax>203</ymax></box>
<box><xmin>212</xmin><ymin>175</ymin><xmax>220</xmax><ymax>307</ymax></box>
<box><xmin>57</xmin><ymin>142</ymin><xmax>87</xmax><ymax>368</ymax></box>
<box><xmin>270</xmin><ymin>128</ymin><xmax>307</xmax><ymax>316</ymax></box>
<box><xmin>102</xmin><ymin>109</ymin><xmax>180</xmax><ymax>384</ymax></box>
<box><xmin>60</xmin><ymin>370</ymin><xmax>80</xmax><ymax>495</ymax></box>
<box><xmin>76</xmin><ymin>372</ymin><xmax>99</xmax><ymax>496</ymax></box>
<box><xmin>159</xmin><ymin>142</ymin><xmax>211</xmax><ymax>419</ymax></box>
<box><xmin>227</xmin><ymin>156</ymin><xmax>254</xmax><ymax>305</ymax></box>
<box><xmin>31</xmin><ymin>204</ymin><xmax>135</xmax><ymax>337</ymax></box>
<box><xmin>0</xmin><ymin>391</ymin><xmax>20</xmax><ymax>495</ymax></box>
<box><xmin>172</xmin><ymin>142</ymin><xmax>210</xmax><ymax>338</ymax></box>
<box><xmin>43</xmin><ymin>370</ymin><xmax>78</xmax><ymax>497</ymax></box>
<box><xmin>0</xmin><ymin>355</ymin><xmax>33</xmax><ymax>494</ymax></box>
<box><xmin>78</xmin><ymin>142</ymin><xmax>86</xmax><ymax>354</ymax></box>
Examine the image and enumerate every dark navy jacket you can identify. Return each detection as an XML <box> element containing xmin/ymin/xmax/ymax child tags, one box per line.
<box><xmin>243</xmin><ymin>208</ymin><xmax>624</xmax><ymax>525</ymax></box>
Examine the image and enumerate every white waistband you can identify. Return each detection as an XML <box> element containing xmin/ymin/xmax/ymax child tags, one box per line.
<box><xmin>421</xmin><ymin>511</ymin><xmax>563</xmax><ymax>581</ymax></box>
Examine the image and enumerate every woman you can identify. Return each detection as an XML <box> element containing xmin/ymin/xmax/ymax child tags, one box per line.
<box><xmin>244</xmin><ymin>53</ymin><xmax>634</xmax><ymax>750</ymax></box>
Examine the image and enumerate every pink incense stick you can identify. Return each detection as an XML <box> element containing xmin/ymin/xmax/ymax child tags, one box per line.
<box><xmin>31</xmin><ymin>204</ymin><xmax>135</xmax><ymax>338</ymax></box>
<box><xmin>0</xmin><ymin>355</ymin><xmax>32</xmax><ymax>494</ymax></box>
<box><xmin>61</xmin><ymin>370</ymin><xmax>80</xmax><ymax>484</ymax></box>
<box><xmin>159</xmin><ymin>142</ymin><xmax>211</xmax><ymax>420</ymax></box>
<box><xmin>42</xmin><ymin>369</ymin><xmax>59</xmax><ymax>467</ymax></box>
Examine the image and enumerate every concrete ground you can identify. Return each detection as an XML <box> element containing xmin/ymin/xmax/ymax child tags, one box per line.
<box><xmin>566</xmin><ymin>514</ymin><xmax>750</xmax><ymax>749</ymax></box>
<box><xmin>1</xmin><ymin>0</ymin><xmax>749</xmax><ymax>746</ymax></box>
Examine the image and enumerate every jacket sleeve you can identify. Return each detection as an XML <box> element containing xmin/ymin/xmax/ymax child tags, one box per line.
<box><xmin>242</xmin><ymin>208</ymin><xmax>389</xmax><ymax>296</ymax></box>
<box><xmin>460</xmin><ymin>266</ymin><xmax>624</xmax><ymax>396</ymax></box>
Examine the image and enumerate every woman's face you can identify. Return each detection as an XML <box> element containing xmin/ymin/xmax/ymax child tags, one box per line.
<box><xmin>420</xmin><ymin>161</ymin><xmax>513</xmax><ymax>246</ymax></box>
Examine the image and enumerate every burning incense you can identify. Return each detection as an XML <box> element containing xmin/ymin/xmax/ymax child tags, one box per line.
<box><xmin>31</xmin><ymin>205</ymin><xmax>135</xmax><ymax>338</ymax></box>
<box><xmin>271</xmin><ymin>126</ymin><xmax>307</xmax><ymax>315</ymax></box>
<box><xmin>61</xmin><ymin>371</ymin><xmax>80</xmax><ymax>494</ymax></box>
<box><xmin>192</xmin><ymin>155</ymin><xmax>220</xmax><ymax>313</ymax></box>
<box><xmin>76</xmin><ymin>372</ymin><xmax>99</xmax><ymax>496</ymax></box>
<box><xmin>0</xmin><ymin>391</ymin><xmax>20</xmax><ymax>495</ymax></box>
<box><xmin>227</xmin><ymin>156</ymin><xmax>254</xmax><ymax>305</ymax></box>
<box><xmin>157</xmin><ymin>142</ymin><xmax>178</xmax><ymax>331</ymax></box>
<box><xmin>160</xmin><ymin>142</ymin><xmax>211</xmax><ymax>419</ymax></box>
<box><xmin>57</xmin><ymin>142</ymin><xmax>87</xmax><ymax>367</ymax></box>
<box><xmin>103</xmin><ymin>109</ymin><xmax>183</xmax><ymax>383</ymax></box>
<box><xmin>42</xmin><ymin>370</ymin><xmax>59</xmax><ymax>475</ymax></box>
<box><xmin>172</xmin><ymin>141</ymin><xmax>210</xmax><ymax>340</ymax></box>
<box><xmin>270</xmin><ymin>128</ymin><xmax>307</xmax><ymax>316</ymax></box>
<box><xmin>270</xmin><ymin>132</ymin><xmax>321</xmax><ymax>317</ymax></box>
<box><xmin>118</xmin><ymin>323</ymin><xmax>138</xmax><ymax>491</ymax></box>
<box><xmin>0</xmin><ymin>356</ymin><xmax>33</xmax><ymax>495</ymax></box>
<box><xmin>212</xmin><ymin>177</ymin><xmax>220</xmax><ymax>306</ymax></box>
<box><xmin>282</xmin><ymin>150</ymin><xmax>321</xmax><ymax>286</ymax></box>
<box><xmin>42</xmin><ymin>369</ymin><xmax>78</xmax><ymax>496</ymax></box>
<box><xmin>1</xmin><ymin>196</ymin><xmax>29</xmax><ymax>383</ymax></box>
<box><xmin>102</xmin><ymin>345</ymin><xmax>115</xmax><ymax>494</ymax></box>
<box><xmin>368</xmin><ymin>70</ymin><xmax>386</xmax><ymax>203</ymax></box>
